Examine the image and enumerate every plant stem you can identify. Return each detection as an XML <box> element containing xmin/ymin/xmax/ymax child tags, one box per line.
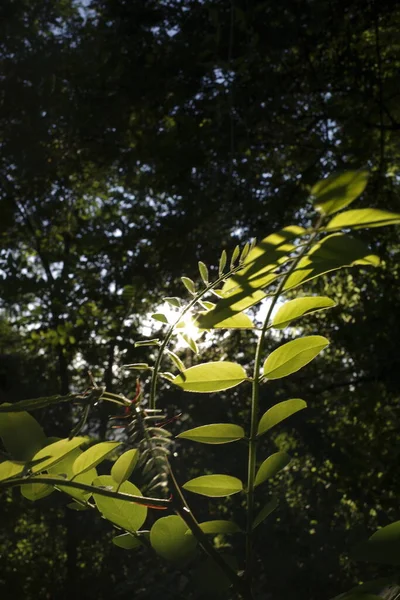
<box><xmin>0</xmin><ymin>477</ymin><xmax>171</xmax><ymax>509</ymax></box>
<box><xmin>168</xmin><ymin>463</ymin><xmax>253</xmax><ymax>600</ymax></box>
<box><xmin>245</xmin><ymin>219</ymin><xmax>322</xmax><ymax>585</ymax></box>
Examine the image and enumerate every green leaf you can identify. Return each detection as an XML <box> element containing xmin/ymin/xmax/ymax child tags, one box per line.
<box><xmin>198</xmin><ymin>227</ymin><xmax>305</xmax><ymax>328</ymax></box>
<box><xmin>311</xmin><ymin>170</ymin><xmax>369</xmax><ymax>215</ymax></box>
<box><xmin>31</xmin><ymin>437</ymin><xmax>87</xmax><ymax>473</ymax></box>
<box><xmin>0</xmin><ymin>407</ymin><xmax>47</xmax><ymax>461</ymax></box>
<box><xmin>0</xmin><ymin>460</ymin><xmax>25</xmax><ymax>481</ymax></box>
<box><xmin>47</xmin><ymin>447</ymin><xmax>98</xmax><ymax>503</ymax></box>
<box><xmin>164</xmin><ymin>296</ymin><xmax>181</xmax><ymax>307</ymax></box>
<box><xmin>257</xmin><ymin>399</ymin><xmax>307</xmax><ymax>436</ymax></box>
<box><xmin>172</xmin><ymin>362</ymin><xmax>247</xmax><ymax>393</ymax></box>
<box><xmin>196</xmin><ymin>310</ymin><xmax>255</xmax><ymax>330</ymax></box>
<box><xmin>125</xmin><ymin>363</ymin><xmax>150</xmax><ymax>370</ymax></box>
<box><xmin>177</xmin><ymin>423</ymin><xmax>245</xmax><ymax>444</ymax></box>
<box><xmin>166</xmin><ymin>350</ymin><xmax>185</xmax><ymax>372</ymax></box>
<box><xmin>352</xmin><ymin>521</ymin><xmax>400</xmax><ymax>565</ymax></box>
<box><xmin>180</xmin><ymin>333</ymin><xmax>198</xmax><ymax>354</ymax></box>
<box><xmin>93</xmin><ymin>475</ymin><xmax>147</xmax><ymax>533</ymax></box>
<box><xmin>112</xmin><ymin>533</ymin><xmax>142</xmax><ymax>550</ymax></box>
<box><xmin>151</xmin><ymin>313</ymin><xmax>169</xmax><ymax>324</ymax></box>
<box><xmin>240</xmin><ymin>242</ymin><xmax>250</xmax><ymax>262</ymax></box>
<box><xmin>150</xmin><ymin>515</ymin><xmax>197</xmax><ymax>562</ymax></box>
<box><xmin>326</xmin><ymin>208</ymin><xmax>400</xmax><ymax>231</ymax></box>
<box><xmin>272</xmin><ymin>297</ymin><xmax>336</xmax><ymax>329</ymax></box>
<box><xmin>181</xmin><ymin>276</ymin><xmax>196</xmax><ymax>294</ymax></box>
<box><xmin>198</xmin><ymin>261</ymin><xmax>209</xmax><ymax>284</ymax></box>
<box><xmin>73</xmin><ymin>441</ymin><xmax>121</xmax><ymax>476</ymax></box>
<box><xmin>254</xmin><ymin>452</ymin><xmax>291</xmax><ymax>487</ymax></box>
<box><xmin>21</xmin><ymin>480</ymin><xmax>55</xmax><ymax>501</ymax></box>
<box><xmin>252</xmin><ymin>496</ymin><xmax>278</xmax><ymax>529</ymax></box>
<box><xmin>230</xmin><ymin>245</ymin><xmax>240</xmax><ymax>268</ymax></box>
<box><xmin>134</xmin><ymin>339</ymin><xmax>160</xmax><ymax>347</ymax></box>
<box><xmin>283</xmin><ymin>234</ymin><xmax>380</xmax><ymax>291</ymax></box>
<box><xmin>218</xmin><ymin>249</ymin><xmax>227</xmax><ymax>276</ymax></box>
<box><xmin>263</xmin><ymin>336</ymin><xmax>329</xmax><ymax>380</ymax></box>
<box><xmin>195</xmin><ymin>520</ymin><xmax>241</xmax><ymax>534</ymax></box>
<box><xmin>332</xmin><ymin>578</ymin><xmax>399</xmax><ymax>599</ymax></box>
<box><xmin>111</xmin><ymin>449</ymin><xmax>139</xmax><ymax>484</ymax></box>
<box><xmin>183</xmin><ymin>474</ymin><xmax>243</xmax><ymax>497</ymax></box>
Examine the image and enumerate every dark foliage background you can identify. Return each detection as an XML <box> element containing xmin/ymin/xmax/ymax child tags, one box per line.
<box><xmin>0</xmin><ymin>1</ymin><xmax>399</xmax><ymax>598</ymax></box>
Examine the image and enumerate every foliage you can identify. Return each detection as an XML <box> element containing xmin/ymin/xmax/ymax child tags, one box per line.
<box><xmin>1</xmin><ymin>173</ymin><xmax>399</xmax><ymax>599</ymax></box>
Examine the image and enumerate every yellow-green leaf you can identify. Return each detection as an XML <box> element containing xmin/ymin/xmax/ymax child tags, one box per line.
<box><xmin>198</xmin><ymin>261</ymin><xmax>209</xmax><ymax>284</ymax></box>
<box><xmin>112</xmin><ymin>533</ymin><xmax>142</xmax><ymax>550</ymax></box>
<box><xmin>263</xmin><ymin>336</ymin><xmax>329</xmax><ymax>380</ymax></box>
<box><xmin>177</xmin><ymin>423</ymin><xmax>245</xmax><ymax>444</ymax></box>
<box><xmin>196</xmin><ymin>310</ymin><xmax>255</xmax><ymax>330</ymax></box>
<box><xmin>326</xmin><ymin>208</ymin><xmax>400</xmax><ymax>231</ymax></box>
<box><xmin>197</xmin><ymin>227</ymin><xmax>306</xmax><ymax>328</ymax></box>
<box><xmin>181</xmin><ymin>276</ymin><xmax>196</xmax><ymax>294</ymax></box>
<box><xmin>150</xmin><ymin>515</ymin><xmax>197</xmax><ymax>562</ymax></box>
<box><xmin>111</xmin><ymin>449</ymin><xmax>139</xmax><ymax>484</ymax></box>
<box><xmin>283</xmin><ymin>234</ymin><xmax>379</xmax><ymax>291</ymax></box>
<box><xmin>195</xmin><ymin>520</ymin><xmax>241</xmax><ymax>534</ymax></box>
<box><xmin>272</xmin><ymin>297</ymin><xmax>336</xmax><ymax>329</ymax></box>
<box><xmin>311</xmin><ymin>170</ymin><xmax>369</xmax><ymax>215</ymax></box>
<box><xmin>31</xmin><ymin>437</ymin><xmax>87</xmax><ymax>473</ymax></box>
<box><xmin>0</xmin><ymin>460</ymin><xmax>25</xmax><ymax>481</ymax></box>
<box><xmin>172</xmin><ymin>362</ymin><xmax>247</xmax><ymax>393</ymax></box>
<box><xmin>254</xmin><ymin>452</ymin><xmax>291</xmax><ymax>487</ymax></box>
<box><xmin>252</xmin><ymin>496</ymin><xmax>278</xmax><ymax>530</ymax></box>
<box><xmin>93</xmin><ymin>475</ymin><xmax>147</xmax><ymax>532</ymax></box>
<box><xmin>257</xmin><ymin>399</ymin><xmax>307</xmax><ymax>436</ymax></box>
<box><xmin>183</xmin><ymin>474</ymin><xmax>243</xmax><ymax>497</ymax></box>
<box><xmin>73</xmin><ymin>441</ymin><xmax>121</xmax><ymax>476</ymax></box>
<box><xmin>0</xmin><ymin>407</ymin><xmax>46</xmax><ymax>461</ymax></box>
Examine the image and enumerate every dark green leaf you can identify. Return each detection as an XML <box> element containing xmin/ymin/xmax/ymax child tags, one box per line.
<box><xmin>252</xmin><ymin>496</ymin><xmax>278</xmax><ymax>529</ymax></box>
<box><xmin>0</xmin><ymin>407</ymin><xmax>47</xmax><ymax>461</ymax></box>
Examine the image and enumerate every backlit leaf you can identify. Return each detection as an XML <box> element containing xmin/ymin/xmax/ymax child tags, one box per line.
<box><xmin>263</xmin><ymin>336</ymin><xmax>329</xmax><ymax>380</ymax></box>
<box><xmin>172</xmin><ymin>362</ymin><xmax>247</xmax><ymax>393</ymax></box>
<box><xmin>252</xmin><ymin>496</ymin><xmax>278</xmax><ymax>529</ymax></box>
<box><xmin>352</xmin><ymin>521</ymin><xmax>400</xmax><ymax>565</ymax></box>
<box><xmin>150</xmin><ymin>515</ymin><xmax>197</xmax><ymax>562</ymax></box>
<box><xmin>0</xmin><ymin>460</ymin><xmax>25</xmax><ymax>481</ymax></box>
<box><xmin>180</xmin><ymin>333</ymin><xmax>198</xmax><ymax>354</ymax></box>
<box><xmin>311</xmin><ymin>170</ymin><xmax>369</xmax><ymax>215</ymax></box>
<box><xmin>21</xmin><ymin>478</ymin><xmax>55</xmax><ymax>501</ymax></box>
<box><xmin>166</xmin><ymin>350</ymin><xmax>185</xmax><ymax>372</ymax></box>
<box><xmin>272</xmin><ymin>297</ymin><xmax>336</xmax><ymax>329</ymax></box>
<box><xmin>0</xmin><ymin>407</ymin><xmax>46</xmax><ymax>460</ymax></box>
<box><xmin>196</xmin><ymin>309</ymin><xmax>255</xmax><ymax>329</ymax></box>
<box><xmin>93</xmin><ymin>475</ymin><xmax>147</xmax><ymax>532</ymax></box>
<box><xmin>181</xmin><ymin>276</ymin><xmax>196</xmax><ymax>294</ymax></box>
<box><xmin>254</xmin><ymin>452</ymin><xmax>291</xmax><ymax>487</ymax></box>
<box><xmin>151</xmin><ymin>313</ymin><xmax>169</xmax><ymax>324</ymax></box>
<box><xmin>31</xmin><ymin>437</ymin><xmax>87</xmax><ymax>473</ymax></box>
<box><xmin>283</xmin><ymin>234</ymin><xmax>379</xmax><ymax>291</ymax></box>
<box><xmin>112</xmin><ymin>533</ymin><xmax>142</xmax><ymax>550</ymax></box>
<box><xmin>198</xmin><ymin>261</ymin><xmax>209</xmax><ymax>284</ymax></box>
<box><xmin>257</xmin><ymin>399</ymin><xmax>307</xmax><ymax>436</ymax></box>
<box><xmin>73</xmin><ymin>441</ymin><xmax>121</xmax><ymax>475</ymax></box>
<box><xmin>218</xmin><ymin>249</ymin><xmax>227</xmax><ymax>275</ymax></box>
<box><xmin>198</xmin><ymin>227</ymin><xmax>305</xmax><ymax>328</ymax></box>
<box><xmin>111</xmin><ymin>449</ymin><xmax>139</xmax><ymax>484</ymax></box>
<box><xmin>183</xmin><ymin>474</ymin><xmax>243</xmax><ymax>497</ymax></box>
<box><xmin>195</xmin><ymin>520</ymin><xmax>241</xmax><ymax>534</ymax></box>
<box><xmin>326</xmin><ymin>208</ymin><xmax>400</xmax><ymax>231</ymax></box>
<box><xmin>177</xmin><ymin>423</ymin><xmax>245</xmax><ymax>444</ymax></box>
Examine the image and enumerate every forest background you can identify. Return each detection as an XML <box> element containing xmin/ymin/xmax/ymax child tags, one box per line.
<box><xmin>0</xmin><ymin>1</ymin><xmax>399</xmax><ymax>599</ymax></box>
